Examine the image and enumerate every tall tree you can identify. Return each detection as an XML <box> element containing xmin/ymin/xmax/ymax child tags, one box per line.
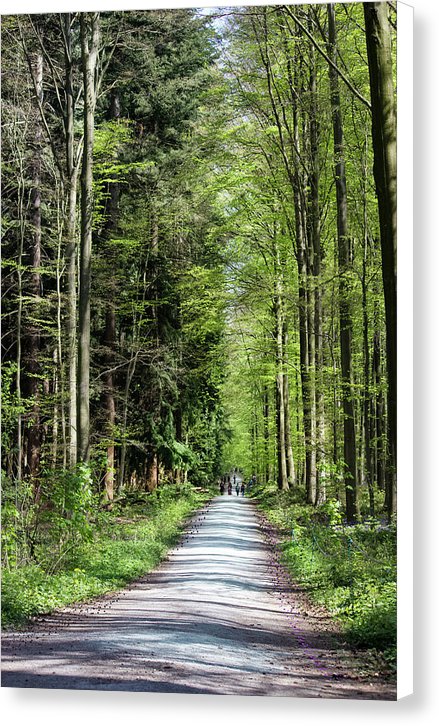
<box><xmin>327</xmin><ymin>3</ymin><xmax>358</xmax><ymax>522</ymax></box>
<box><xmin>363</xmin><ymin>1</ymin><xmax>397</xmax><ymax>519</ymax></box>
<box><xmin>63</xmin><ymin>12</ymin><xmax>82</xmax><ymax>467</ymax></box>
<box><xmin>24</xmin><ymin>50</ymin><xmax>44</xmax><ymax>490</ymax></box>
<box><xmin>77</xmin><ymin>12</ymin><xmax>100</xmax><ymax>464</ymax></box>
<box><xmin>273</xmin><ymin>238</ymin><xmax>289</xmax><ymax>491</ymax></box>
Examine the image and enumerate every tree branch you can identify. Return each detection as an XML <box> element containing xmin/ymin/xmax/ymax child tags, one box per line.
<box><xmin>281</xmin><ymin>4</ymin><xmax>372</xmax><ymax>111</ymax></box>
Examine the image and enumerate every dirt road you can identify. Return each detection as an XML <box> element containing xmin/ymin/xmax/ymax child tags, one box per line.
<box><xmin>1</xmin><ymin>496</ymin><xmax>395</xmax><ymax>698</ymax></box>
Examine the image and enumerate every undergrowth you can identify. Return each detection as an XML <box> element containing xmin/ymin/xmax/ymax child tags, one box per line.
<box><xmin>251</xmin><ymin>483</ymin><xmax>397</xmax><ymax>675</ymax></box>
<box><xmin>2</xmin><ymin>483</ymin><xmax>210</xmax><ymax>628</ymax></box>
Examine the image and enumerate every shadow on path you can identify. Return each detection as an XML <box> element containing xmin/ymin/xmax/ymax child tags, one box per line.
<box><xmin>1</xmin><ymin>496</ymin><xmax>395</xmax><ymax>700</ymax></box>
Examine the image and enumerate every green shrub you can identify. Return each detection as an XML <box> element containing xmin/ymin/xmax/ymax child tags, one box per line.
<box><xmin>2</xmin><ymin>483</ymin><xmax>209</xmax><ymax>627</ymax></box>
<box><xmin>254</xmin><ymin>485</ymin><xmax>396</xmax><ymax>669</ymax></box>
<box><xmin>34</xmin><ymin>464</ymin><xmax>95</xmax><ymax>573</ymax></box>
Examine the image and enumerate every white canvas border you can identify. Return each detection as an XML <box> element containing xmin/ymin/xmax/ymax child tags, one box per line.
<box><xmin>395</xmin><ymin>0</ymin><xmax>413</xmax><ymax>701</ymax></box>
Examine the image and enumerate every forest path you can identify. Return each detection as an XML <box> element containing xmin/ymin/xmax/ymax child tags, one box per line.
<box><xmin>2</xmin><ymin>496</ymin><xmax>394</xmax><ymax>699</ymax></box>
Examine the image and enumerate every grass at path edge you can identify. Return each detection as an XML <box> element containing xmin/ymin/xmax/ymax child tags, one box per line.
<box><xmin>2</xmin><ymin>485</ymin><xmax>212</xmax><ymax>629</ymax></box>
<box><xmin>249</xmin><ymin>485</ymin><xmax>396</xmax><ymax>678</ymax></box>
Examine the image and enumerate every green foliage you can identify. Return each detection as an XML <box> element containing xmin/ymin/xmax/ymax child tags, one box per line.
<box><xmin>318</xmin><ymin>498</ymin><xmax>343</xmax><ymax>526</ymax></box>
<box><xmin>34</xmin><ymin>465</ymin><xmax>95</xmax><ymax>573</ymax></box>
<box><xmin>93</xmin><ymin>119</ymin><xmax>155</xmax><ymax>229</ymax></box>
<box><xmin>1</xmin><ymin>473</ymin><xmax>35</xmax><ymax>569</ymax></box>
<box><xmin>0</xmin><ymin>362</ymin><xmax>25</xmax><ymax>452</ymax></box>
<box><xmin>1</xmin><ymin>498</ymin><xmax>20</xmax><ymax>570</ymax></box>
<box><xmin>168</xmin><ymin>440</ymin><xmax>199</xmax><ymax>470</ymax></box>
<box><xmin>2</xmin><ymin>485</ymin><xmax>208</xmax><ymax>627</ymax></box>
<box><xmin>254</xmin><ymin>485</ymin><xmax>396</xmax><ymax>669</ymax></box>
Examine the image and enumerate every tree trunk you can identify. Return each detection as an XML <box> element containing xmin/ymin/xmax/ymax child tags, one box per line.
<box><xmin>119</xmin><ymin>351</ymin><xmax>139</xmax><ymax>491</ymax></box>
<box><xmin>16</xmin><ymin>140</ymin><xmax>26</xmax><ymax>484</ymax></box>
<box><xmin>147</xmin><ymin>453</ymin><xmax>159</xmax><ymax>492</ymax></box>
<box><xmin>306</xmin><ymin>264</ymin><xmax>317</xmax><ymax>504</ymax></box>
<box><xmin>77</xmin><ymin>13</ymin><xmax>100</xmax><ymax>464</ymax></box>
<box><xmin>102</xmin><ymin>92</ymin><xmax>120</xmax><ymax>502</ymax></box>
<box><xmin>282</xmin><ymin>327</ymin><xmax>296</xmax><ymax>488</ymax></box>
<box><xmin>24</xmin><ymin>51</ymin><xmax>43</xmax><ymax>494</ymax></box>
<box><xmin>103</xmin><ymin>306</ymin><xmax>116</xmax><ymax>502</ymax></box>
<box><xmin>174</xmin><ymin>406</ymin><xmax>183</xmax><ymax>483</ymax></box>
<box><xmin>66</xmin><ymin>174</ymin><xmax>79</xmax><ymax>466</ymax></box>
<box><xmin>276</xmin><ymin>373</ymin><xmax>288</xmax><ymax>491</ymax></box>
<box><xmin>297</xmin><ymin>246</ymin><xmax>312</xmax><ymax>500</ymax></box>
<box><xmin>308</xmin><ymin>25</ymin><xmax>325</xmax><ymax>505</ymax></box>
<box><xmin>263</xmin><ymin>382</ymin><xmax>271</xmax><ymax>484</ymax></box>
<box><xmin>59</xmin><ymin>13</ymin><xmax>82</xmax><ymax>467</ymax></box>
<box><xmin>362</xmin><ymin>228</ymin><xmax>374</xmax><ymax>515</ymax></box>
<box><xmin>54</xmin><ymin>200</ymin><xmax>67</xmax><ymax>469</ymax></box>
<box><xmin>327</xmin><ymin>3</ymin><xmax>358</xmax><ymax>522</ymax></box>
<box><xmin>330</xmin><ymin>276</ymin><xmax>340</xmax><ymax>496</ymax></box>
<box><xmin>274</xmin><ymin>250</ymin><xmax>288</xmax><ymax>491</ymax></box>
<box><xmin>363</xmin><ymin>2</ymin><xmax>397</xmax><ymax>519</ymax></box>
<box><xmin>252</xmin><ymin>417</ymin><xmax>259</xmax><ymax>479</ymax></box>
<box><xmin>293</xmin><ymin>124</ymin><xmax>313</xmax><ymax>502</ymax></box>
<box><xmin>372</xmin><ymin>325</ymin><xmax>385</xmax><ymax>492</ymax></box>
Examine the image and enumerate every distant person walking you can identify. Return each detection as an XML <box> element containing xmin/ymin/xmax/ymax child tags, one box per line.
<box><xmin>235</xmin><ymin>481</ymin><xmax>240</xmax><ymax>496</ymax></box>
<box><xmin>240</xmin><ymin>482</ymin><xmax>245</xmax><ymax>496</ymax></box>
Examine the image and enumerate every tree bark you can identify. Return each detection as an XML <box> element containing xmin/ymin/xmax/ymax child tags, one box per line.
<box><xmin>78</xmin><ymin>13</ymin><xmax>100</xmax><ymax>464</ymax></box>
<box><xmin>274</xmin><ymin>245</ymin><xmax>288</xmax><ymax>491</ymax></box>
<box><xmin>361</xmin><ymin>146</ymin><xmax>374</xmax><ymax>514</ymax></box>
<box><xmin>362</xmin><ymin>236</ymin><xmax>374</xmax><ymax>515</ymax></box>
<box><xmin>15</xmin><ymin>129</ymin><xmax>27</xmax><ymax>484</ymax></box>
<box><xmin>103</xmin><ymin>306</ymin><xmax>116</xmax><ymax>502</ymax></box>
<box><xmin>292</xmin><ymin>97</ymin><xmax>313</xmax><ymax>502</ymax></box>
<box><xmin>327</xmin><ymin>3</ymin><xmax>358</xmax><ymax>522</ymax></box>
<box><xmin>63</xmin><ymin>13</ymin><xmax>81</xmax><ymax>468</ymax></box>
<box><xmin>282</xmin><ymin>324</ymin><xmax>296</xmax><ymax>487</ymax></box>
<box><xmin>24</xmin><ymin>51</ymin><xmax>43</xmax><ymax>494</ymax></box>
<box><xmin>66</xmin><ymin>173</ymin><xmax>79</xmax><ymax>466</ymax></box>
<box><xmin>363</xmin><ymin>2</ymin><xmax>397</xmax><ymax>519</ymax></box>
<box><xmin>372</xmin><ymin>322</ymin><xmax>385</xmax><ymax>493</ymax></box>
<box><xmin>288</xmin><ymin>31</ymin><xmax>316</xmax><ymax>504</ymax></box>
<box><xmin>308</xmin><ymin>22</ymin><xmax>325</xmax><ymax>505</ymax></box>
<box><xmin>102</xmin><ymin>92</ymin><xmax>120</xmax><ymax>502</ymax></box>
<box><xmin>306</xmin><ymin>259</ymin><xmax>317</xmax><ymax>503</ymax></box>
<box><xmin>146</xmin><ymin>453</ymin><xmax>159</xmax><ymax>492</ymax></box>
<box><xmin>262</xmin><ymin>382</ymin><xmax>271</xmax><ymax>484</ymax></box>
<box><xmin>119</xmin><ymin>350</ymin><xmax>139</xmax><ymax>491</ymax></box>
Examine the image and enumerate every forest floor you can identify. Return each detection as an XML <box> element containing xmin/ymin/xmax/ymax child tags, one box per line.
<box><xmin>1</xmin><ymin>496</ymin><xmax>396</xmax><ymax>699</ymax></box>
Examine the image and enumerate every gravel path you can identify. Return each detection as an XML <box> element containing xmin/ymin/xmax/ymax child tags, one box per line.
<box><xmin>1</xmin><ymin>495</ymin><xmax>395</xmax><ymax>698</ymax></box>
